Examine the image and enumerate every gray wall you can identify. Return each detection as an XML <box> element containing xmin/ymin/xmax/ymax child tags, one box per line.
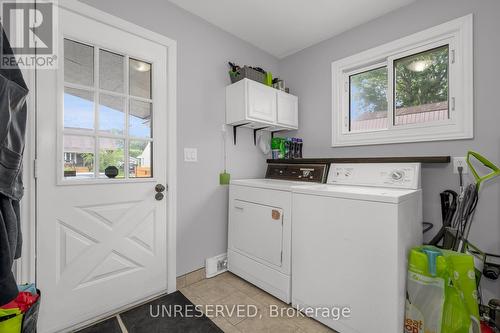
<box><xmin>279</xmin><ymin>0</ymin><xmax>500</xmax><ymax>298</ymax></box>
<box><xmin>79</xmin><ymin>0</ymin><xmax>278</xmax><ymax>276</ymax></box>
<box><xmin>80</xmin><ymin>0</ymin><xmax>499</xmax><ymax>299</ymax></box>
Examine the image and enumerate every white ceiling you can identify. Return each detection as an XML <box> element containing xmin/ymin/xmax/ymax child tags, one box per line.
<box><xmin>168</xmin><ymin>0</ymin><xmax>417</xmax><ymax>58</ymax></box>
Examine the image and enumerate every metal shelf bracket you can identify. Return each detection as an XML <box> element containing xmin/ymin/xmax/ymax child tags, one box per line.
<box><xmin>253</xmin><ymin>126</ymin><xmax>270</xmax><ymax>145</ymax></box>
<box><xmin>232</xmin><ymin>123</ymin><xmax>250</xmax><ymax>145</ymax></box>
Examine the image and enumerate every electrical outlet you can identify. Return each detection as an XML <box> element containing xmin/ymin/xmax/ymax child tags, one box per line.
<box><xmin>217</xmin><ymin>258</ymin><xmax>228</xmax><ymax>271</ymax></box>
<box><xmin>184</xmin><ymin>148</ymin><xmax>198</xmax><ymax>162</ymax></box>
<box><xmin>453</xmin><ymin>157</ymin><xmax>468</xmax><ymax>174</ymax></box>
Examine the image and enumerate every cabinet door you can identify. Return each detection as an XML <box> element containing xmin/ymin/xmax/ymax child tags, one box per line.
<box><xmin>247</xmin><ymin>80</ymin><xmax>277</xmax><ymax>123</ymax></box>
<box><xmin>277</xmin><ymin>91</ymin><xmax>298</xmax><ymax>128</ymax></box>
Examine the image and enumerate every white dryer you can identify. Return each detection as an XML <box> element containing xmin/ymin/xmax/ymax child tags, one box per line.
<box><xmin>291</xmin><ymin>163</ymin><xmax>423</xmax><ymax>333</ymax></box>
<box><xmin>228</xmin><ymin>163</ymin><xmax>328</xmax><ymax>303</ymax></box>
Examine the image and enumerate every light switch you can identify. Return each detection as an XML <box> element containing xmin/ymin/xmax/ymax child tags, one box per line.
<box><xmin>184</xmin><ymin>148</ymin><xmax>198</xmax><ymax>162</ymax></box>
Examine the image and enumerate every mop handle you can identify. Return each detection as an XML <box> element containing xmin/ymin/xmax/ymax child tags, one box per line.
<box><xmin>466</xmin><ymin>151</ymin><xmax>500</xmax><ymax>189</ymax></box>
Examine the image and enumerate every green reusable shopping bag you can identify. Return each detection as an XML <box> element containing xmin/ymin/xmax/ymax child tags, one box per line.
<box><xmin>404</xmin><ymin>246</ymin><xmax>480</xmax><ymax>333</ymax></box>
<box><xmin>0</xmin><ymin>308</ymin><xmax>23</xmax><ymax>333</ymax></box>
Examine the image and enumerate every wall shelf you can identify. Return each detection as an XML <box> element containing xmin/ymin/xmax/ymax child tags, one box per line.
<box><xmin>266</xmin><ymin>156</ymin><xmax>451</xmax><ymax>164</ymax></box>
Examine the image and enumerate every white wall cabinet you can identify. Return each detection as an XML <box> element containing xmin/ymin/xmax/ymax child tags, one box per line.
<box><xmin>247</xmin><ymin>80</ymin><xmax>277</xmax><ymax>123</ymax></box>
<box><xmin>226</xmin><ymin>78</ymin><xmax>298</xmax><ymax>130</ymax></box>
<box><xmin>277</xmin><ymin>91</ymin><xmax>298</xmax><ymax>128</ymax></box>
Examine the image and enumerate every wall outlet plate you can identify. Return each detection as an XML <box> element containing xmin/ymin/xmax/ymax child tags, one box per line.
<box><xmin>184</xmin><ymin>148</ymin><xmax>198</xmax><ymax>162</ymax></box>
<box><xmin>453</xmin><ymin>157</ymin><xmax>468</xmax><ymax>174</ymax></box>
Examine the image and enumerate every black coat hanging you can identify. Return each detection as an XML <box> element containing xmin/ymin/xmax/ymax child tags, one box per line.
<box><xmin>0</xmin><ymin>24</ymin><xmax>29</xmax><ymax>306</ymax></box>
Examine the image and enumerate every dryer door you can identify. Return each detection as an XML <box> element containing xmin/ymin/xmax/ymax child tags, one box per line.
<box><xmin>232</xmin><ymin>199</ymin><xmax>283</xmax><ymax>267</ymax></box>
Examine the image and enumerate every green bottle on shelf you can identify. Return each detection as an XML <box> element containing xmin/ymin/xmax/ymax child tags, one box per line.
<box><xmin>279</xmin><ymin>138</ymin><xmax>286</xmax><ymax>159</ymax></box>
<box><xmin>271</xmin><ymin>137</ymin><xmax>281</xmax><ymax>159</ymax></box>
<box><xmin>265</xmin><ymin>72</ymin><xmax>273</xmax><ymax>86</ymax></box>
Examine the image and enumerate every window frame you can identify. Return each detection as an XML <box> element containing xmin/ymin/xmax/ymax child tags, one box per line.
<box><xmin>59</xmin><ymin>37</ymin><xmax>155</xmax><ymax>184</ymax></box>
<box><xmin>332</xmin><ymin>14</ymin><xmax>473</xmax><ymax>147</ymax></box>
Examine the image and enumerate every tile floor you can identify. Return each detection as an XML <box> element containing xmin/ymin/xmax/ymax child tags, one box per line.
<box><xmin>76</xmin><ymin>269</ymin><xmax>336</xmax><ymax>332</ymax></box>
<box><xmin>179</xmin><ymin>270</ymin><xmax>336</xmax><ymax>333</ymax></box>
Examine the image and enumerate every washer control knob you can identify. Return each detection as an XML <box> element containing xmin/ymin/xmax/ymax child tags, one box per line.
<box><xmin>391</xmin><ymin>170</ymin><xmax>404</xmax><ymax>181</ymax></box>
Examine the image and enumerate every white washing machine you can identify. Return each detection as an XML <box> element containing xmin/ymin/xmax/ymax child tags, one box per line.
<box><xmin>291</xmin><ymin>163</ymin><xmax>423</xmax><ymax>333</ymax></box>
<box><xmin>228</xmin><ymin>163</ymin><xmax>328</xmax><ymax>303</ymax></box>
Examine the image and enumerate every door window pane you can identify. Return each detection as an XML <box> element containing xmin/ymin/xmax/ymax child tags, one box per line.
<box><xmin>349</xmin><ymin>67</ymin><xmax>388</xmax><ymax>131</ymax></box>
<box><xmin>63</xmin><ymin>135</ymin><xmax>95</xmax><ymax>179</ymax></box>
<box><xmin>394</xmin><ymin>45</ymin><xmax>449</xmax><ymax>125</ymax></box>
<box><xmin>129</xmin><ymin>140</ymin><xmax>152</xmax><ymax>178</ymax></box>
<box><xmin>64</xmin><ymin>87</ymin><xmax>94</xmax><ymax>131</ymax></box>
<box><xmin>64</xmin><ymin>39</ymin><xmax>94</xmax><ymax>86</ymax></box>
<box><xmin>99</xmin><ymin>94</ymin><xmax>125</xmax><ymax>135</ymax></box>
<box><xmin>62</xmin><ymin>39</ymin><xmax>155</xmax><ymax>182</ymax></box>
<box><xmin>129</xmin><ymin>99</ymin><xmax>152</xmax><ymax>138</ymax></box>
<box><xmin>99</xmin><ymin>50</ymin><xmax>124</xmax><ymax>93</ymax></box>
<box><xmin>98</xmin><ymin>138</ymin><xmax>125</xmax><ymax>179</ymax></box>
<box><xmin>129</xmin><ymin>58</ymin><xmax>151</xmax><ymax>99</ymax></box>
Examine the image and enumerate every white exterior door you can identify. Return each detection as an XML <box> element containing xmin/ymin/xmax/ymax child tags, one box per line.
<box><xmin>36</xmin><ymin>5</ymin><xmax>172</xmax><ymax>332</ymax></box>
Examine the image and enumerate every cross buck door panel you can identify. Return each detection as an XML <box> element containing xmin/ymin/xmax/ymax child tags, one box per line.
<box><xmin>36</xmin><ymin>7</ymin><xmax>168</xmax><ymax>332</ymax></box>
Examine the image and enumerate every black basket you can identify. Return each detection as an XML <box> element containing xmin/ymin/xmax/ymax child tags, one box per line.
<box><xmin>229</xmin><ymin>66</ymin><xmax>266</xmax><ymax>84</ymax></box>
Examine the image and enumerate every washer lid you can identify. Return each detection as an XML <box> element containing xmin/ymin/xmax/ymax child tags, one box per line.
<box><xmin>292</xmin><ymin>184</ymin><xmax>421</xmax><ymax>203</ymax></box>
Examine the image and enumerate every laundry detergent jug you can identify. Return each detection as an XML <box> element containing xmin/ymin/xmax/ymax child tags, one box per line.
<box><xmin>404</xmin><ymin>246</ymin><xmax>480</xmax><ymax>333</ymax></box>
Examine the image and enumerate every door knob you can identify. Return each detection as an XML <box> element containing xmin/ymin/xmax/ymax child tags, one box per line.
<box><xmin>155</xmin><ymin>192</ymin><xmax>164</xmax><ymax>201</ymax></box>
<box><xmin>155</xmin><ymin>184</ymin><xmax>166</xmax><ymax>192</ymax></box>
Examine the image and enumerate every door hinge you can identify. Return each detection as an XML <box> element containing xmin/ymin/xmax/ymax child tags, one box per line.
<box><xmin>451</xmin><ymin>49</ymin><xmax>456</xmax><ymax>64</ymax></box>
<box><xmin>33</xmin><ymin>159</ymin><xmax>38</xmax><ymax>179</ymax></box>
<box><xmin>280</xmin><ymin>251</ymin><xmax>283</xmax><ymax>263</ymax></box>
